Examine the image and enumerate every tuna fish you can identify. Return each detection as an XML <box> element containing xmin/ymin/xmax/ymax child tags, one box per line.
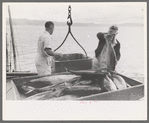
<box><xmin>103</xmin><ymin>75</ymin><xmax>117</xmax><ymax>91</ymax></box>
<box><xmin>112</xmin><ymin>74</ymin><xmax>127</xmax><ymax>90</ymax></box>
<box><xmin>30</xmin><ymin>74</ymin><xmax>80</xmax><ymax>85</ymax></box>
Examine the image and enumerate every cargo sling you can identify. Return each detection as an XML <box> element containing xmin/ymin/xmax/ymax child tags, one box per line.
<box><xmin>54</xmin><ymin>6</ymin><xmax>88</xmax><ymax>58</ymax></box>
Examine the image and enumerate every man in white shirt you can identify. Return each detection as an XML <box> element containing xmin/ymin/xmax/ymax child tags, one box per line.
<box><xmin>35</xmin><ymin>21</ymin><xmax>63</xmax><ymax>75</ymax></box>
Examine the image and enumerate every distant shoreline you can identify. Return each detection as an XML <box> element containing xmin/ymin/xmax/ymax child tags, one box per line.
<box><xmin>6</xmin><ymin>18</ymin><xmax>144</xmax><ymax>27</ymax></box>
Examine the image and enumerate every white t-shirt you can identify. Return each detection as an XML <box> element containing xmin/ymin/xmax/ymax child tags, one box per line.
<box><xmin>35</xmin><ymin>31</ymin><xmax>52</xmax><ymax>67</ymax></box>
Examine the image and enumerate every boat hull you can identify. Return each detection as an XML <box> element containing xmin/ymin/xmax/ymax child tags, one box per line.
<box><xmin>9</xmin><ymin>72</ymin><xmax>144</xmax><ymax>100</ymax></box>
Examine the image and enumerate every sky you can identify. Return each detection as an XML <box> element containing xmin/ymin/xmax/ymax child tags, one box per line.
<box><xmin>3</xmin><ymin>2</ymin><xmax>146</xmax><ymax>24</ymax></box>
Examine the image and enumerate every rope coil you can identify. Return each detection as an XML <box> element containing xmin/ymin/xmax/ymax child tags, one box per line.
<box><xmin>54</xmin><ymin>5</ymin><xmax>88</xmax><ymax>58</ymax></box>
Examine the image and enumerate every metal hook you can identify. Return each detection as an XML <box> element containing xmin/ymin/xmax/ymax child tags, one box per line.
<box><xmin>67</xmin><ymin>5</ymin><xmax>73</xmax><ymax>26</ymax></box>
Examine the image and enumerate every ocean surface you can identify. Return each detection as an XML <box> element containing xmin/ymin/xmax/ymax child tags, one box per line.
<box><xmin>6</xmin><ymin>25</ymin><xmax>145</xmax><ymax>81</ymax></box>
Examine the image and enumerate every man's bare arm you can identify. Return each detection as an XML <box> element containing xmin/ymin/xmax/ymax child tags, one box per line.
<box><xmin>44</xmin><ymin>48</ymin><xmax>63</xmax><ymax>57</ymax></box>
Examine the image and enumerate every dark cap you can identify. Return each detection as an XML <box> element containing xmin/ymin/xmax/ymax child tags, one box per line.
<box><xmin>109</xmin><ymin>25</ymin><xmax>118</xmax><ymax>31</ymax></box>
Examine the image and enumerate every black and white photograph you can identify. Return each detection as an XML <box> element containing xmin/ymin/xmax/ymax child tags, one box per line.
<box><xmin>3</xmin><ymin>2</ymin><xmax>147</xmax><ymax>120</ymax></box>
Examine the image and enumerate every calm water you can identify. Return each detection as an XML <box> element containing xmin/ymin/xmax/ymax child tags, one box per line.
<box><xmin>6</xmin><ymin>25</ymin><xmax>145</xmax><ymax>79</ymax></box>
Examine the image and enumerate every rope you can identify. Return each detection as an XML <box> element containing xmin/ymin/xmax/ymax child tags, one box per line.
<box><xmin>11</xmin><ymin>19</ymin><xmax>23</xmax><ymax>71</ymax></box>
<box><xmin>54</xmin><ymin>5</ymin><xmax>88</xmax><ymax>57</ymax></box>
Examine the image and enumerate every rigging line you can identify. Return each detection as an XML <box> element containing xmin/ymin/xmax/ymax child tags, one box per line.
<box><xmin>15</xmin><ymin>45</ymin><xmax>21</xmax><ymax>71</ymax></box>
<box><xmin>8</xmin><ymin>41</ymin><xmax>12</xmax><ymax>72</ymax></box>
<box><xmin>6</xmin><ymin>36</ymin><xmax>9</xmax><ymax>72</ymax></box>
<box><xmin>11</xmin><ymin>21</ymin><xmax>23</xmax><ymax>71</ymax></box>
<box><xmin>8</xmin><ymin>6</ymin><xmax>17</xmax><ymax>71</ymax></box>
<box><xmin>13</xmin><ymin>36</ymin><xmax>22</xmax><ymax>71</ymax></box>
<box><xmin>6</xmin><ymin>28</ymin><xmax>9</xmax><ymax>72</ymax></box>
<box><xmin>70</xmin><ymin>32</ymin><xmax>87</xmax><ymax>57</ymax></box>
<box><xmin>7</xmin><ymin>26</ymin><xmax>12</xmax><ymax>72</ymax></box>
<box><xmin>14</xmin><ymin>47</ymin><xmax>21</xmax><ymax>71</ymax></box>
<box><xmin>12</xmin><ymin>20</ymin><xmax>26</xmax><ymax>67</ymax></box>
<box><xmin>14</xmin><ymin>31</ymin><xmax>26</xmax><ymax>61</ymax></box>
<box><xmin>9</xmin><ymin>36</ymin><xmax>12</xmax><ymax>72</ymax></box>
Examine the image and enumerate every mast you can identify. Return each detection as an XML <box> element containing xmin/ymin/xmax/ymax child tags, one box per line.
<box><xmin>6</xmin><ymin>33</ymin><xmax>9</xmax><ymax>72</ymax></box>
<box><xmin>8</xmin><ymin>5</ymin><xmax>17</xmax><ymax>71</ymax></box>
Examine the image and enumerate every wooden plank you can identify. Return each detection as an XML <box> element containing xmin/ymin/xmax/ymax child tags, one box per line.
<box><xmin>7</xmin><ymin>72</ymin><xmax>38</xmax><ymax>77</ymax></box>
<box><xmin>77</xmin><ymin>84</ymin><xmax>144</xmax><ymax>100</ymax></box>
<box><xmin>11</xmin><ymin>80</ymin><xmax>21</xmax><ymax>100</ymax></box>
<box><xmin>120</xmin><ymin>75</ymin><xmax>143</xmax><ymax>86</ymax></box>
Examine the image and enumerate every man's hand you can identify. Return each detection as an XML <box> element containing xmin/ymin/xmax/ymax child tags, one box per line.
<box><xmin>57</xmin><ymin>53</ymin><xmax>63</xmax><ymax>58</ymax></box>
<box><xmin>44</xmin><ymin>48</ymin><xmax>64</xmax><ymax>58</ymax></box>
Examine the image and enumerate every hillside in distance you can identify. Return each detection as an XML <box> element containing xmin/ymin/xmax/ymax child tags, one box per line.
<box><xmin>6</xmin><ymin>18</ymin><xmax>144</xmax><ymax>27</ymax></box>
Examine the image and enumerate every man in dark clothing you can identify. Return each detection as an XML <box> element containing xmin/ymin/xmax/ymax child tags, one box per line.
<box><xmin>92</xmin><ymin>25</ymin><xmax>121</xmax><ymax>72</ymax></box>
<box><xmin>92</xmin><ymin>26</ymin><xmax>127</xmax><ymax>91</ymax></box>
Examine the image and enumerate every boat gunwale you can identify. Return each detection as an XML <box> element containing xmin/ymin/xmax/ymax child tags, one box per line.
<box><xmin>77</xmin><ymin>83</ymin><xmax>144</xmax><ymax>100</ymax></box>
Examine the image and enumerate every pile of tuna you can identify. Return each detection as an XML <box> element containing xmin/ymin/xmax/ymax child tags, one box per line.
<box><xmin>20</xmin><ymin>69</ymin><xmax>130</xmax><ymax>100</ymax></box>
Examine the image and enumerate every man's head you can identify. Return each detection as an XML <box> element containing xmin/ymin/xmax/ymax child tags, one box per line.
<box><xmin>45</xmin><ymin>21</ymin><xmax>54</xmax><ymax>35</ymax></box>
<box><xmin>107</xmin><ymin>25</ymin><xmax>118</xmax><ymax>35</ymax></box>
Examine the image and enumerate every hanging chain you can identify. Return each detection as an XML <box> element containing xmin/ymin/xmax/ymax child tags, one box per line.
<box><xmin>54</xmin><ymin>6</ymin><xmax>87</xmax><ymax>57</ymax></box>
<box><xmin>67</xmin><ymin>6</ymin><xmax>73</xmax><ymax>27</ymax></box>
